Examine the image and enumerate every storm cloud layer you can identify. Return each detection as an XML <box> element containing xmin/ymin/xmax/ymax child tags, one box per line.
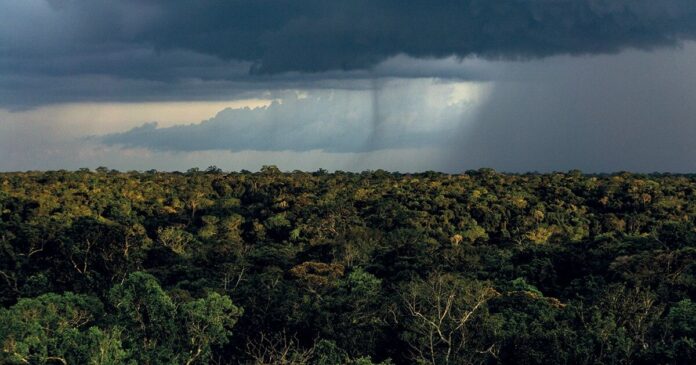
<box><xmin>146</xmin><ymin>0</ymin><xmax>696</xmax><ymax>73</ymax></box>
<box><xmin>451</xmin><ymin>43</ymin><xmax>696</xmax><ymax>173</ymax></box>
<box><xmin>3</xmin><ymin>1</ymin><xmax>696</xmax><ymax>172</ymax></box>
<box><xmin>3</xmin><ymin>1</ymin><xmax>696</xmax><ymax>106</ymax></box>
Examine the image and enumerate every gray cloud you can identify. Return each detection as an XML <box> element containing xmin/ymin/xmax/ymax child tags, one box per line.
<box><xmin>4</xmin><ymin>1</ymin><xmax>696</xmax><ymax>173</ymax></box>
<box><xmin>2</xmin><ymin>1</ymin><xmax>696</xmax><ymax>106</ymax></box>
<box><xmin>0</xmin><ymin>115</ymin><xmax>446</xmax><ymax>172</ymax></box>
<box><xmin>137</xmin><ymin>0</ymin><xmax>696</xmax><ymax>73</ymax></box>
<box><xmin>99</xmin><ymin>80</ymin><xmax>474</xmax><ymax>153</ymax></box>
<box><xmin>449</xmin><ymin>43</ymin><xmax>696</xmax><ymax>173</ymax></box>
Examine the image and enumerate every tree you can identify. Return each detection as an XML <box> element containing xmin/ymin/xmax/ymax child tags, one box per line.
<box><xmin>109</xmin><ymin>272</ymin><xmax>242</xmax><ymax>364</ymax></box>
<box><xmin>179</xmin><ymin>293</ymin><xmax>242</xmax><ymax>365</ymax></box>
<box><xmin>328</xmin><ymin>268</ymin><xmax>385</xmax><ymax>355</ymax></box>
<box><xmin>109</xmin><ymin>271</ymin><xmax>178</xmax><ymax>364</ymax></box>
<box><xmin>245</xmin><ymin>331</ymin><xmax>314</xmax><ymax>365</ymax></box>
<box><xmin>398</xmin><ymin>273</ymin><xmax>500</xmax><ymax>365</ymax></box>
<box><xmin>657</xmin><ymin>299</ymin><xmax>696</xmax><ymax>363</ymax></box>
<box><xmin>0</xmin><ymin>292</ymin><xmax>125</xmax><ymax>364</ymax></box>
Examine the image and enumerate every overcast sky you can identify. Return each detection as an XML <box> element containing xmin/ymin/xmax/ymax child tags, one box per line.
<box><xmin>2</xmin><ymin>0</ymin><xmax>696</xmax><ymax>172</ymax></box>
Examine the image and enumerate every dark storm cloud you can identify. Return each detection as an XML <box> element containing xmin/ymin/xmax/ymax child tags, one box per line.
<box><xmin>2</xmin><ymin>0</ymin><xmax>696</xmax><ymax>106</ymax></box>
<box><xmin>448</xmin><ymin>44</ymin><xmax>696</xmax><ymax>173</ymax></box>
<box><xmin>137</xmin><ymin>0</ymin><xmax>696</xmax><ymax>73</ymax></box>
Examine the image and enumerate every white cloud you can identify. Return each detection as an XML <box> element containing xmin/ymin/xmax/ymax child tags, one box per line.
<box><xmin>101</xmin><ymin>78</ymin><xmax>484</xmax><ymax>153</ymax></box>
<box><xmin>0</xmin><ymin>99</ymin><xmax>271</xmax><ymax>134</ymax></box>
<box><xmin>0</xmin><ymin>78</ymin><xmax>488</xmax><ymax>171</ymax></box>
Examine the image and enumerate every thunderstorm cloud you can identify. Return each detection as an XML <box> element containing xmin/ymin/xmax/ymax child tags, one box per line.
<box><xmin>3</xmin><ymin>0</ymin><xmax>696</xmax><ymax>172</ymax></box>
<box><xmin>3</xmin><ymin>1</ymin><xmax>696</xmax><ymax>106</ymax></box>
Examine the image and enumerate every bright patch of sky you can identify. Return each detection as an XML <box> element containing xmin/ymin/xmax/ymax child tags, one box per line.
<box><xmin>0</xmin><ymin>78</ymin><xmax>486</xmax><ymax>172</ymax></box>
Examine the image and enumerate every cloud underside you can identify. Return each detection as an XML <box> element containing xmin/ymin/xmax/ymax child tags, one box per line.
<box><xmin>96</xmin><ymin>38</ymin><xmax>696</xmax><ymax>173</ymax></box>
<box><xmin>26</xmin><ymin>1</ymin><xmax>696</xmax><ymax>73</ymax></box>
<box><xmin>3</xmin><ymin>1</ymin><xmax>696</xmax><ymax>106</ymax></box>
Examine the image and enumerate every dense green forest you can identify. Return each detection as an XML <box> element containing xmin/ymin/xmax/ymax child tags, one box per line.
<box><xmin>1</xmin><ymin>167</ymin><xmax>695</xmax><ymax>364</ymax></box>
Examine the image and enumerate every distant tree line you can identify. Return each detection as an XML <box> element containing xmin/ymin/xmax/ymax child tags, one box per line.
<box><xmin>0</xmin><ymin>167</ymin><xmax>695</xmax><ymax>364</ymax></box>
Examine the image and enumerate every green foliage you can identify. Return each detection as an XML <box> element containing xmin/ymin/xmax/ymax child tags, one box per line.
<box><xmin>109</xmin><ymin>272</ymin><xmax>241</xmax><ymax>364</ymax></box>
<box><xmin>109</xmin><ymin>272</ymin><xmax>178</xmax><ymax>364</ymax></box>
<box><xmin>0</xmin><ymin>292</ymin><xmax>120</xmax><ymax>364</ymax></box>
<box><xmin>179</xmin><ymin>293</ymin><xmax>242</xmax><ymax>364</ymax></box>
<box><xmin>667</xmin><ymin>299</ymin><xmax>696</xmax><ymax>336</ymax></box>
<box><xmin>659</xmin><ymin>299</ymin><xmax>696</xmax><ymax>362</ymax></box>
<box><xmin>85</xmin><ymin>327</ymin><xmax>131</xmax><ymax>365</ymax></box>
<box><xmin>1</xmin><ymin>169</ymin><xmax>696</xmax><ymax>363</ymax></box>
<box><xmin>313</xmin><ymin>339</ymin><xmax>348</xmax><ymax>365</ymax></box>
<box><xmin>158</xmin><ymin>226</ymin><xmax>197</xmax><ymax>256</ymax></box>
<box><xmin>509</xmin><ymin>277</ymin><xmax>543</xmax><ymax>296</ymax></box>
